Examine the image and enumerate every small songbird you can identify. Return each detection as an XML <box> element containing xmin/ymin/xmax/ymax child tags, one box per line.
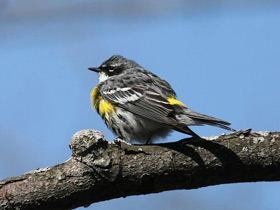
<box><xmin>89</xmin><ymin>55</ymin><xmax>235</xmax><ymax>144</ymax></box>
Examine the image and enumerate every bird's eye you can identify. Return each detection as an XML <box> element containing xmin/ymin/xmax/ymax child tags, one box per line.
<box><xmin>109</xmin><ymin>65</ymin><xmax>115</xmax><ymax>72</ymax></box>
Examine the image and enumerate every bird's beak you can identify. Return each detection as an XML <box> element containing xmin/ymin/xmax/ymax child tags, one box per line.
<box><xmin>88</xmin><ymin>67</ymin><xmax>100</xmax><ymax>73</ymax></box>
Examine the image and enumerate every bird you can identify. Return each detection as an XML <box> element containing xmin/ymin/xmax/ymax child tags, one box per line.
<box><xmin>88</xmin><ymin>55</ymin><xmax>235</xmax><ymax>144</ymax></box>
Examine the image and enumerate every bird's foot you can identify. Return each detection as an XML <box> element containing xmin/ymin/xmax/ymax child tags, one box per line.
<box><xmin>113</xmin><ymin>137</ymin><xmax>131</xmax><ymax>146</ymax></box>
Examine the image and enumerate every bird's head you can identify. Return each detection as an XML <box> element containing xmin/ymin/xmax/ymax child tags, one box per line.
<box><xmin>88</xmin><ymin>55</ymin><xmax>141</xmax><ymax>83</ymax></box>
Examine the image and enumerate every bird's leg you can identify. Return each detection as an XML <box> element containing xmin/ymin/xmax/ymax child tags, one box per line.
<box><xmin>145</xmin><ymin>135</ymin><xmax>152</xmax><ymax>145</ymax></box>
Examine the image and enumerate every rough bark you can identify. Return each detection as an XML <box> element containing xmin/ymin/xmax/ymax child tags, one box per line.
<box><xmin>0</xmin><ymin>129</ymin><xmax>280</xmax><ymax>210</ymax></box>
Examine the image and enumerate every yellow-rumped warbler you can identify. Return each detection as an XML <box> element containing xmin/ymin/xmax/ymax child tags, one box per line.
<box><xmin>88</xmin><ymin>55</ymin><xmax>235</xmax><ymax>144</ymax></box>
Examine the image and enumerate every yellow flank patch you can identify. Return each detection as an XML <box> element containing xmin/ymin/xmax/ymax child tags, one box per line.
<box><xmin>99</xmin><ymin>100</ymin><xmax>116</xmax><ymax>116</ymax></box>
<box><xmin>91</xmin><ymin>85</ymin><xmax>101</xmax><ymax>109</ymax></box>
<box><xmin>91</xmin><ymin>85</ymin><xmax>116</xmax><ymax>118</ymax></box>
<box><xmin>167</xmin><ymin>97</ymin><xmax>185</xmax><ymax>106</ymax></box>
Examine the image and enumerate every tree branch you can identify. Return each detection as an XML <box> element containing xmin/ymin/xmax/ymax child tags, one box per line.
<box><xmin>1</xmin><ymin>129</ymin><xmax>280</xmax><ymax>210</ymax></box>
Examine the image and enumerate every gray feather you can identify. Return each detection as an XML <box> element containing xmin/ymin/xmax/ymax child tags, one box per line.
<box><xmin>175</xmin><ymin>106</ymin><xmax>236</xmax><ymax>132</ymax></box>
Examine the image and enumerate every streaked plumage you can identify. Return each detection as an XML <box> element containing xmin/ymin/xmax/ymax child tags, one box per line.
<box><xmin>89</xmin><ymin>55</ymin><xmax>235</xmax><ymax>143</ymax></box>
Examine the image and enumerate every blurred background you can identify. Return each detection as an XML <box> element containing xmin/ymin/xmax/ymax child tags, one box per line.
<box><xmin>1</xmin><ymin>0</ymin><xmax>280</xmax><ymax>209</ymax></box>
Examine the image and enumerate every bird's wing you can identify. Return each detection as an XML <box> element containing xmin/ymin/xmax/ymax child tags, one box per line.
<box><xmin>101</xmin><ymin>82</ymin><xmax>177</xmax><ymax>125</ymax></box>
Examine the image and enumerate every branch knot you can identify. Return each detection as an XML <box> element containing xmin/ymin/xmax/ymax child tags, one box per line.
<box><xmin>69</xmin><ymin>129</ymin><xmax>108</xmax><ymax>157</ymax></box>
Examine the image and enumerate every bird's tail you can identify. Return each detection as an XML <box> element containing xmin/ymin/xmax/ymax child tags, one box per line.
<box><xmin>174</xmin><ymin>106</ymin><xmax>236</xmax><ymax>133</ymax></box>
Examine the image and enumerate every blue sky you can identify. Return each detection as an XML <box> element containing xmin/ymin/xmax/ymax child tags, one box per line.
<box><xmin>1</xmin><ymin>1</ymin><xmax>280</xmax><ymax>209</ymax></box>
